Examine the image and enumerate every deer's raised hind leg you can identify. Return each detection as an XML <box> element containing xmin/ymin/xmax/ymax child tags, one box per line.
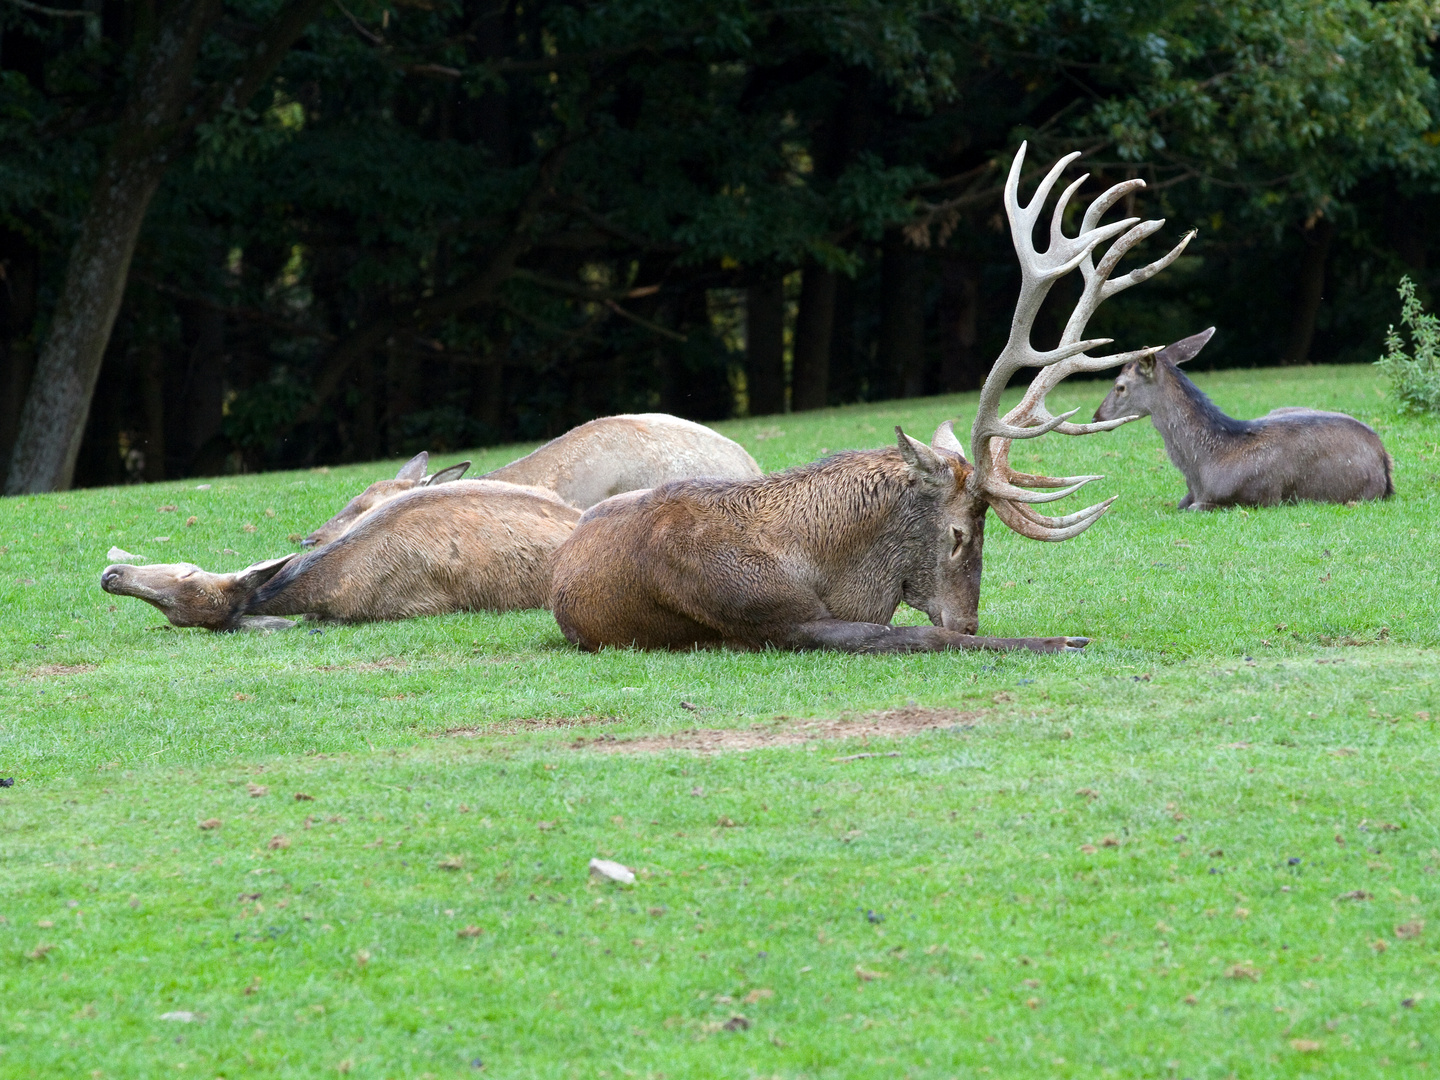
<box><xmin>780</xmin><ymin>619</ymin><xmax>1087</xmax><ymax>654</ymax></box>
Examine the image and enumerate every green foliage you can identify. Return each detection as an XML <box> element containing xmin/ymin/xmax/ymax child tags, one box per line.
<box><xmin>1</xmin><ymin>370</ymin><xmax>1437</xmax><ymax>1075</ymax></box>
<box><xmin>8</xmin><ymin>0</ymin><xmax>1440</xmax><ymax>480</ymax></box>
<box><xmin>1378</xmin><ymin>275</ymin><xmax>1440</xmax><ymax>415</ymax></box>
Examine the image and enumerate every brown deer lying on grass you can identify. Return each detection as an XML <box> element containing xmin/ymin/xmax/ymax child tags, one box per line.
<box><xmin>102</xmin><ymin>481</ymin><xmax>580</xmax><ymax>631</ymax></box>
<box><xmin>481</xmin><ymin>413</ymin><xmax>762</xmax><ymax>508</ymax></box>
<box><xmin>299</xmin><ymin>451</ymin><xmax>471</xmax><ymax>548</ymax></box>
<box><xmin>550</xmin><ymin>145</ymin><xmax>1192</xmax><ymax>654</ymax></box>
<box><xmin>300</xmin><ymin>414</ymin><xmax>760</xmax><ymax>547</ymax></box>
<box><xmin>1093</xmin><ymin>328</ymin><xmax>1394</xmax><ymax>509</ymax></box>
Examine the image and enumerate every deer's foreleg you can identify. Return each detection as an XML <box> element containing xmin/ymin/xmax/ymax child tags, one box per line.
<box><xmin>781</xmin><ymin>619</ymin><xmax>1087</xmax><ymax>654</ymax></box>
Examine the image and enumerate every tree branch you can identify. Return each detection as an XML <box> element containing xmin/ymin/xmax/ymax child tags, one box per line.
<box><xmin>133</xmin><ymin>273</ymin><xmax>337</xmax><ymax>341</ymax></box>
<box><xmin>284</xmin><ymin>140</ymin><xmax>575</xmax><ymax>432</ymax></box>
<box><xmin>1</xmin><ymin>0</ymin><xmax>92</xmax><ymax>17</ymax></box>
<box><xmin>509</xmin><ymin>267</ymin><xmax>660</xmax><ymax>301</ymax></box>
<box><xmin>183</xmin><ymin>0</ymin><xmax>332</xmax><ymax>136</ymax></box>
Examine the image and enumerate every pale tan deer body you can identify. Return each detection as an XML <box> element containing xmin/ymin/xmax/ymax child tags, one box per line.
<box><xmin>482</xmin><ymin>413</ymin><xmax>762</xmax><ymax>508</ymax></box>
<box><xmin>102</xmin><ymin>481</ymin><xmax>579</xmax><ymax>630</ymax></box>
<box><xmin>551</xmin><ymin>145</ymin><xmax>1192</xmax><ymax>654</ymax></box>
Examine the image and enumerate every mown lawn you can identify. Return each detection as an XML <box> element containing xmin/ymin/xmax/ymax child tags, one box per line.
<box><xmin>1</xmin><ymin>364</ymin><xmax>1437</xmax><ymax>1079</ymax></box>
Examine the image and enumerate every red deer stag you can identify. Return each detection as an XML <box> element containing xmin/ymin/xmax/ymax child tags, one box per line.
<box><xmin>1093</xmin><ymin>328</ymin><xmax>1393</xmax><ymax>509</ymax></box>
<box><xmin>300</xmin><ymin>450</ymin><xmax>471</xmax><ymax>548</ymax></box>
<box><xmin>549</xmin><ymin>145</ymin><xmax>1192</xmax><ymax>654</ymax></box>
<box><xmin>102</xmin><ymin>481</ymin><xmax>579</xmax><ymax>631</ymax></box>
<box><xmin>481</xmin><ymin>413</ymin><xmax>761</xmax><ymax>508</ymax></box>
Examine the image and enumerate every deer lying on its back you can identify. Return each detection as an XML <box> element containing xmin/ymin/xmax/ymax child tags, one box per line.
<box><xmin>1094</xmin><ymin>329</ymin><xmax>1393</xmax><ymax>510</ymax></box>
<box><xmin>102</xmin><ymin>481</ymin><xmax>580</xmax><ymax>631</ymax></box>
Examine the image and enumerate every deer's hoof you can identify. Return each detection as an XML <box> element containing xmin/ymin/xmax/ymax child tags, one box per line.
<box><xmin>1064</xmin><ymin>636</ymin><xmax>1090</xmax><ymax>650</ymax></box>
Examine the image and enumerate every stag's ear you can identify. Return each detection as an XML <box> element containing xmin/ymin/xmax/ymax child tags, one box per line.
<box><xmin>232</xmin><ymin>554</ymin><xmax>298</xmax><ymax>592</ymax></box>
<box><xmin>930</xmin><ymin>420</ymin><xmax>968</xmax><ymax>461</ymax></box>
<box><xmin>424</xmin><ymin>460</ymin><xmax>471</xmax><ymax>486</ymax></box>
<box><xmin>1159</xmin><ymin>326</ymin><xmax>1215</xmax><ymax>366</ymax></box>
<box><xmin>395</xmin><ymin>451</ymin><xmax>428</xmax><ymax>481</ymax></box>
<box><xmin>1136</xmin><ymin>354</ymin><xmax>1157</xmax><ymax>380</ymax></box>
<box><xmin>896</xmin><ymin>427</ymin><xmax>951</xmax><ymax>487</ymax></box>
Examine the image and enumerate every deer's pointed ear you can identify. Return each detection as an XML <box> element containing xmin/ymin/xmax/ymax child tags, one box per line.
<box><xmin>897</xmin><ymin>427</ymin><xmax>951</xmax><ymax>486</ymax></box>
<box><xmin>423</xmin><ymin>460</ymin><xmax>470</xmax><ymax>486</ymax></box>
<box><xmin>396</xmin><ymin>451</ymin><xmax>428</xmax><ymax>481</ymax></box>
<box><xmin>930</xmin><ymin>420</ymin><xmax>968</xmax><ymax>461</ymax></box>
<box><xmin>232</xmin><ymin>554</ymin><xmax>298</xmax><ymax>592</ymax></box>
<box><xmin>1136</xmin><ymin>354</ymin><xmax>1158</xmax><ymax>380</ymax></box>
<box><xmin>1159</xmin><ymin>326</ymin><xmax>1215</xmax><ymax>366</ymax></box>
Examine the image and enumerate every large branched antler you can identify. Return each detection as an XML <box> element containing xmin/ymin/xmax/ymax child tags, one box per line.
<box><xmin>964</xmin><ymin>143</ymin><xmax>1194</xmax><ymax>541</ymax></box>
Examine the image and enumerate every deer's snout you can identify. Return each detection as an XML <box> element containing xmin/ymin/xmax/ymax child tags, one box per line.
<box><xmin>938</xmin><ymin>605</ymin><xmax>978</xmax><ymax>635</ymax></box>
<box><xmin>100</xmin><ymin>566</ymin><xmax>126</xmax><ymax>593</ymax></box>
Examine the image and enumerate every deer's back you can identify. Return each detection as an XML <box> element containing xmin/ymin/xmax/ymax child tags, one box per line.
<box><xmin>250</xmin><ymin>481</ymin><xmax>580</xmax><ymax>621</ymax></box>
<box><xmin>551</xmin><ymin>455</ymin><xmax>926</xmax><ymax>650</ymax></box>
<box><xmin>484</xmin><ymin>414</ymin><xmax>762</xmax><ymax>508</ymax></box>
<box><xmin>1198</xmin><ymin>410</ymin><xmax>1391</xmax><ymax>505</ymax></box>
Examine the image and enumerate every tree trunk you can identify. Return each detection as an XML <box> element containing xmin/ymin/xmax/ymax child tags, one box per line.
<box><xmin>745</xmin><ymin>280</ymin><xmax>785</xmax><ymax>416</ymax></box>
<box><xmin>938</xmin><ymin>250</ymin><xmax>981</xmax><ymax>392</ymax></box>
<box><xmin>792</xmin><ymin>261</ymin><xmax>836</xmax><ymax>411</ymax></box>
<box><xmin>4</xmin><ymin>0</ymin><xmax>326</xmax><ymax>491</ymax></box>
<box><xmin>4</xmin><ymin>0</ymin><xmax>222</xmax><ymax>493</ymax></box>
<box><xmin>1281</xmin><ymin>217</ymin><xmax>1335</xmax><ymax>366</ymax></box>
<box><xmin>0</xmin><ymin>230</ymin><xmax>39</xmax><ymax>466</ymax></box>
<box><xmin>881</xmin><ymin>235</ymin><xmax>927</xmax><ymax>398</ymax></box>
<box><xmin>4</xmin><ymin>154</ymin><xmax>172</xmax><ymax>492</ymax></box>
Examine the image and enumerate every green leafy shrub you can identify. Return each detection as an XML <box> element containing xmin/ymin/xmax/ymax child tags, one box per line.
<box><xmin>1378</xmin><ymin>276</ymin><xmax>1440</xmax><ymax>414</ymax></box>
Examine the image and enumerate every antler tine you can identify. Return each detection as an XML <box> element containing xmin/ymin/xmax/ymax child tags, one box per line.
<box><xmin>982</xmin><ymin>473</ymin><xmax>1102</xmax><ymax>504</ymax></box>
<box><xmin>1011</xmin><ymin>499</ymin><xmax>1115</xmax><ymax>530</ymax></box>
<box><xmin>971</xmin><ymin>143</ymin><xmax>1138</xmax><ymax>482</ymax></box>
<box><xmin>972</xmin><ymin>146</ymin><xmax>1187</xmax><ymax>546</ymax></box>
<box><xmin>988</xmin><ymin>495</ymin><xmax>1117</xmax><ymax>542</ymax></box>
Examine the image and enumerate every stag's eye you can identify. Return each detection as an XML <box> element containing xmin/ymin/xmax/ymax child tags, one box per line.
<box><xmin>1116</xmin><ymin>384</ymin><xmax>1126</xmax><ymax>393</ymax></box>
<box><xmin>950</xmin><ymin>524</ymin><xmax>964</xmax><ymax>557</ymax></box>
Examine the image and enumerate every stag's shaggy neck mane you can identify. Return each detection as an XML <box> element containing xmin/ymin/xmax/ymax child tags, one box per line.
<box><xmin>677</xmin><ymin>447</ymin><xmax>951</xmax><ymax>535</ymax></box>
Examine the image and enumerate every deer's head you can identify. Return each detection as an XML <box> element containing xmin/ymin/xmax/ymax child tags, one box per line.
<box><xmin>1094</xmin><ymin>328</ymin><xmax>1215</xmax><ymax>422</ymax></box>
<box><xmin>100</xmin><ymin>556</ymin><xmax>296</xmax><ymax>630</ymax></box>
<box><xmin>300</xmin><ymin>452</ymin><xmax>470</xmax><ymax>548</ymax></box>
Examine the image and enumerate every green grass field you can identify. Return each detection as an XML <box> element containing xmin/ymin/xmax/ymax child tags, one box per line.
<box><xmin>1</xmin><ymin>365</ymin><xmax>1437</xmax><ymax>1079</ymax></box>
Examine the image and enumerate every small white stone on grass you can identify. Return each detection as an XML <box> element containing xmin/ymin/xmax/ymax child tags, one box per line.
<box><xmin>159</xmin><ymin>1011</ymin><xmax>200</xmax><ymax>1023</ymax></box>
<box><xmin>107</xmin><ymin>547</ymin><xmax>142</xmax><ymax>562</ymax></box>
<box><xmin>588</xmin><ymin>858</ymin><xmax>635</xmax><ymax>885</ymax></box>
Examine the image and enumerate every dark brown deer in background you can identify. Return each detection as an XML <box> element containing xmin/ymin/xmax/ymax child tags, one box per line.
<box><xmin>1093</xmin><ymin>328</ymin><xmax>1393</xmax><ymax>509</ymax></box>
<box><xmin>102</xmin><ymin>480</ymin><xmax>579</xmax><ymax>630</ymax></box>
<box><xmin>300</xmin><ymin>450</ymin><xmax>472</xmax><ymax>548</ymax></box>
<box><xmin>549</xmin><ymin>145</ymin><xmax>1192</xmax><ymax>654</ymax></box>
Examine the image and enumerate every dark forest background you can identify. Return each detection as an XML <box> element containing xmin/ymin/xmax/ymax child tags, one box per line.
<box><xmin>3</xmin><ymin>0</ymin><xmax>1440</xmax><ymax>489</ymax></box>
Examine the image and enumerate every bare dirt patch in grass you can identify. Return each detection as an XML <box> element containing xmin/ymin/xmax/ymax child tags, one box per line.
<box><xmin>28</xmin><ymin>664</ymin><xmax>97</xmax><ymax>678</ymax></box>
<box><xmin>575</xmin><ymin>705</ymin><xmax>985</xmax><ymax>755</ymax></box>
<box><xmin>435</xmin><ymin>714</ymin><xmax>623</xmax><ymax>737</ymax></box>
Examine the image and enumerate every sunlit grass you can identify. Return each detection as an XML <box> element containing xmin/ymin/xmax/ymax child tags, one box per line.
<box><xmin>0</xmin><ymin>365</ymin><xmax>1437</xmax><ymax>1078</ymax></box>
